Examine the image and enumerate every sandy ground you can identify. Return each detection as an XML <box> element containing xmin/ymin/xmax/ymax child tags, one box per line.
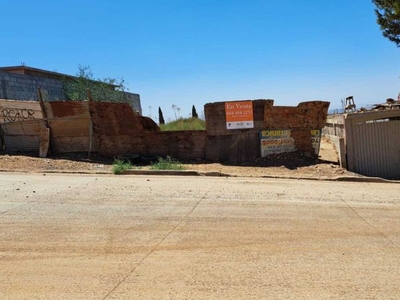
<box><xmin>1</xmin><ymin>173</ymin><xmax>399</xmax><ymax>299</ymax></box>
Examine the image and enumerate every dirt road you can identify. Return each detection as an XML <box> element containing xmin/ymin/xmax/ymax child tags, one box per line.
<box><xmin>1</xmin><ymin>173</ymin><xmax>399</xmax><ymax>299</ymax></box>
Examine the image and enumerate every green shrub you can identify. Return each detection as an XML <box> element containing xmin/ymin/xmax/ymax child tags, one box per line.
<box><xmin>160</xmin><ymin>117</ymin><xmax>205</xmax><ymax>131</ymax></box>
<box><xmin>112</xmin><ymin>159</ymin><xmax>132</xmax><ymax>174</ymax></box>
<box><xmin>150</xmin><ymin>156</ymin><xmax>185</xmax><ymax>170</ymax></box>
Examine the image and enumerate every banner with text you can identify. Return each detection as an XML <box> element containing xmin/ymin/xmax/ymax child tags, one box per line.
<box><xmin>225</xmin><ymin>101</ymin><xmax>254</xmax><ymax>129</ymax></box>
<box><xmin>311</xmin><ymin>129</ymin><xmax>321</xmax><ymax>155</ymax></box>
<box><xmin>260</xmin><ymin>130</ymin><xmax>296</xmax><ymax>157</ymax></box>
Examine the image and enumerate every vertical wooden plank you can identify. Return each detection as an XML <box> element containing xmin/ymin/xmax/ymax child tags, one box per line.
<box><xmin>37</xmin><ymin>88</ymin><xmax>48</xmax><ymax>122</ymax></box>
<box><xmin>87</xmin><ymin>89</ymin><xmax>93</xmax><ymax>158</ymax></box>
<box><xmin>344</xmin><ymin>115</ymin><xmax>354</xmax><ymax>172</ymax></box>
<box><xmin>338</xmin><ymin>137</ymin><xmax>346</xmax><ymax>169</ymax></box>
<box><xmin>88</xmin><ymin>119</ymin><xmax>93</xmax><ymax>158</ymax></box>
<box><xmin>37</xmin><ymin>88</ymin><xmax>51</xmax><ymax>155</ymax></box>
<box><xmin>0</xmin><ymin>124</ymin><xmax>4</xmax><ymax>150</ymax></box>
<box><xmin>39</xmin><ymin>127</ymin><xmax>50</xmax><ymax>158</ymax></box>
<box><xmin>87</xmin><ymin>89</ymin><xmax>94</xmax><ymax>102</ymax></box>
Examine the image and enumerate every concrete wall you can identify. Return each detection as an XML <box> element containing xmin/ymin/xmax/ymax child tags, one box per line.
<box><xmin>323</xmin><ymin>114</ymin><xmax>345</xmax><ymax>139</ymax></box>
<box><xmin>0</xmin><ymin>70</ymin><xmax>66</xmax><ymax>101</ymax></box>
<box><xmin>124</xmin><ymin>92</ymin><xmax>142</xmax><ymax>115</ymax></box>
<box><xmin>0</xmin><ymin>70</ymin><xmax>142</xmax><ymax>114</ymax></box>
<box><xmin>322</xmin><ymin>114</ymin><xmax>346</xmax><ymax>168</ymax></box>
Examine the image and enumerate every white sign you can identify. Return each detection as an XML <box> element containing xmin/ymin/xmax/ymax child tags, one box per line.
<box><xmin>260</xmin><ymin>130</ymin><xmax>296</xmax><ymax>157</ymax></box>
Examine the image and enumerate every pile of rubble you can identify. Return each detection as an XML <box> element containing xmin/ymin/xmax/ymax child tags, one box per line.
<box><xmin>360</xmin><ymin>98</ymin><xmax>400</xmax><ymax>112</ymax></box>
<box><xmin>243</xmin><ymin>151</ymin><xmax>320</xmax><ymax>169</ymax></box>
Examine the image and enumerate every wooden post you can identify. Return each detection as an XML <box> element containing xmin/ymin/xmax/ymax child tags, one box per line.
<box><xmin>338</xmin><ymin>137</ymin><xmax>347</xmax><ymax>169</ymax></box>
<box><xmin>87</xmin><ymin>89</ymin><xmax>93</xmax><ymax>158</ymax></box>
<box><xmin>37</xmin><ymin>88</ymin><xmax>50</xmax><ymax>157</ymax></box>
<box><xmin>87</xmin><ymin>89</ymin><xmax>93</xmax><ymax>102</ymax></box>
<box><xmin>0</xmin><ymin>124</ymin><xmax>4</xmax><ymax>150</ymax></box>
<box><xmin>343</xmin><ymin>115</ymin><xmax>354</xmax><ymax>171</ymax></box>
<box><xmin>39</xmin><ymin>127</ymin><xmax>50</xmax><ymax>158</ymax></box>
<box><xmin>37</xmin><ymin>88</ymin><xmax>48</xmax><ymax>124</ymax></box>
<box><xmin>88</xmin><ymin>118</ymin><xmax>93</xmax><ymax>159</ymax></box>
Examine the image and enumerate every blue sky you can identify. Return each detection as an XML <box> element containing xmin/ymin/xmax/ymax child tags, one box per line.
<box><xmin>2</xmin><ymin>0</ymin><xmax>400</xmax><ymax>120</ymax></box>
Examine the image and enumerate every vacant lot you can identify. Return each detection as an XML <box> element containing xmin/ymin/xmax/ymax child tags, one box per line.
<box><xmin>0</xmin><ymin>138</ymin><xmax>356</xmax><ymax>180</ymax></box>
<box><xmin>1</xmin><ymin>173</ymin><xmax>399</xmax><ymax>299</ymax></box>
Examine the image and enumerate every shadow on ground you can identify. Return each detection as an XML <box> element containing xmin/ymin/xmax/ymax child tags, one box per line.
<box><xmin>220</xmin><ymin>151</ymin><xmax>337</xmax><ymax>170</ymax></box>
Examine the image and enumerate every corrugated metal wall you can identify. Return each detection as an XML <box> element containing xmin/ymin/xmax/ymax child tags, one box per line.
<box><xmin>348</xmin><ymin>120</ymin><xmax>400</xmax><ymax>179</ymax></box>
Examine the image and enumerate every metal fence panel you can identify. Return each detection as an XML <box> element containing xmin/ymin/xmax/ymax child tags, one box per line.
<box><xmin>350</xmin><ymin>120</ymin><xmax>400</xmax><ymax>179</ymax></box>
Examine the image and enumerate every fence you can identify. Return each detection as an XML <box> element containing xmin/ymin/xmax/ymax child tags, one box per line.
<box><xmin>344</xmin><ymin>110</ymin><xmax>400</xmax><ymax>179</ymax></box>
<box><xmin>323</xmin><ymin>114</ymin><xmax>346</xmax><ymax>167</ymax></box>
<box><xmin>1</xmin><ymin>98</ymin><xmax>330</xmax><ymax>164</ymax></box>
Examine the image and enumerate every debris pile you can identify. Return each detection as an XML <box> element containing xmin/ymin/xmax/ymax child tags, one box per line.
<box><xmin>242</xmin><ymin>151</ymin><xmax>320</xmax><ymax>169</ymax></box>
<box><xmin>360</xmin><ymin>98</ymin><xmax>400</xmax><ymax>112</ymax></box>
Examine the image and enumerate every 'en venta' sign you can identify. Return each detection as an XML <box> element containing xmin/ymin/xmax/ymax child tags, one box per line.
<box><xmin>225</xmin><ymin>101</ymin><xmax>254</xmax><ymax>129</ymax></box>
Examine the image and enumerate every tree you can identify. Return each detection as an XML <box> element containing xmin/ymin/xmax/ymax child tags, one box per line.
<box><xmin>63</xmin><ymin>65</ymin><xmax>129</xmax><ymax>103</ymax></box>
<box><xmin>158</xmin><ymin>107</ymin><xmax>165</xmax><ymax>125</ymax></box>
<box><xmin>373</xmin><ymin>0</ymin><xmax>400</xmax><ymax>46</ymax></box>
<box><xmin>192</xmin><ymin>105</ymin><xmax>198</xmax><ymax>118</ymax></box>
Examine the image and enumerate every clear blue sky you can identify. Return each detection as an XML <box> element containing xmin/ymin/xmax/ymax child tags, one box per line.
<box><xmin>2</xmin><ymin>0</ymin><xmax>400</xmax><ymax>120</ymax></box>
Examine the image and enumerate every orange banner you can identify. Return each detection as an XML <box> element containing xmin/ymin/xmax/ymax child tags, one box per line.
<box><xmin>225</xmin><ymin>101</ymin><xmax>254</xmax><ymax>129</ymax></box>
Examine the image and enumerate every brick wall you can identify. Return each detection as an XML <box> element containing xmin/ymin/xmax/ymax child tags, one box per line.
<box><xmin>1</xmin><ymin>98</ymin><xmax>329</xmax><ymax>163</ymax></box>
<box><xmin>205</xmin><ymin>99</ymin><xmax>330</xmax><ymax>163</ymax></box>
<box><xmin>89</xmin><ymin>101</ymin><xmax>206</xmax><ymax>159</ymax></box>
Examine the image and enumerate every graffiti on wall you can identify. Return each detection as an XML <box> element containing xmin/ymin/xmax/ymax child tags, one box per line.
<box><xmin>1</xmin><ymin>108</ymin><xmax>35</xmax><ymax>123</ymax></box>
<box><xmin>260</xmin><ymin>130</ymin><xmax>296</xmax><ymax>157</ymax></box>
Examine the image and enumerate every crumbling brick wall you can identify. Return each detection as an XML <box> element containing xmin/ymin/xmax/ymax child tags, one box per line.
<box><xmin>1</xmin><ymin>98</ymin><xmax>329</xmax><ymax>163</ymax></box>
<box><xmin>89</xmin><ymin>102</ymin><xmax>148</xmax><ymax>157</ymax></box>
<box><xmin>89</xmin><ymin>101</ymin><xmax>206</xmax><ymax>159</ymax></box>
<box><xmin>205</xmin><ymin>99</ymin><xmax>329</xmax><ymax>163</ymax></box>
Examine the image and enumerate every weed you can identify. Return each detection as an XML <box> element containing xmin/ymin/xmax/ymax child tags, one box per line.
<box><xmin>150</xmin><ymin>156</ymin><xmax>185</xmax><ymax>170</ymax></box>
<box><xmin>112</xmin><ymin>159</ymin><xmax>132</xmax><ymax>174</ymax></box>
<box><xmin>160</xmin><ymin>117</ymin><xmax>205</xmax><ymax>131</ymax></box>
